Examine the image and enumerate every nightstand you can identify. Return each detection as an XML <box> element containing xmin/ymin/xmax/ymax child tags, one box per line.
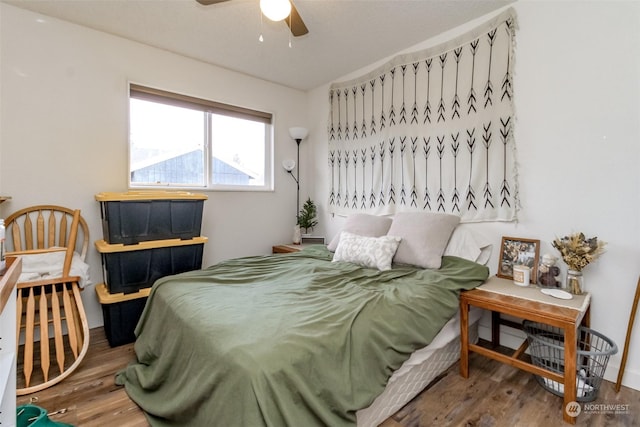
<box><xmin>460</xmin><ymin>275</ymin><xmax>591</xmax><ymax>425</ymax></box>
<box><xmin>272</xmin><ymin>244</ymin><xmax>305</xmax><ymax>254</ymax></box>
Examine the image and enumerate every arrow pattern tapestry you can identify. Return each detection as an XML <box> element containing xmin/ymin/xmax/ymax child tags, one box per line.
<box><xmin>327</xmin><ymin>8</ymin><xmax>518</xmax><ymax>222</ymax></box>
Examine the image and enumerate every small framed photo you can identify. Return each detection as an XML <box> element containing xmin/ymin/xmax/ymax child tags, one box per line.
<box><xmin>497</xmin><ymin>236</ymin><xmax>540</xmax><ymax>282</ymax></box>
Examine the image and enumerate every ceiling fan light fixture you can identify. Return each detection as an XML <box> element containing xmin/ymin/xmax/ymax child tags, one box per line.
<box><xmin>260</xmin><ymin>0</ymin><xmax>291</xmax><ymax>22</ymax></box>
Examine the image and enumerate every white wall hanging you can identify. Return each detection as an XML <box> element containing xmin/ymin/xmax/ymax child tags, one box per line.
<box><xmin>327</xmin><ymin>8</ymin><xmax>518</xmax><ymax>222</ymax></box>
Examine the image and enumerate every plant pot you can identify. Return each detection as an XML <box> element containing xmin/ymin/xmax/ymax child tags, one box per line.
<box><xmin>292</xmin><ymin>225</ymin><xmax>301</xmax><ymax>244</ymax></box>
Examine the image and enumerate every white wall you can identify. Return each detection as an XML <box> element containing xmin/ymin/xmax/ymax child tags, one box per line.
<box><xmin>309</xmin><ymin>1</ymin><xmax>640</xmax><ymax>391</ymax></box>
<box><xmin>0</xmin><ymin>4</ymin><xmax>308</xmax><ymax>328</ymax></box>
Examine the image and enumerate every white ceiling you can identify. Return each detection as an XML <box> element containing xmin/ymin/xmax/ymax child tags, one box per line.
<box><xmin>3</xmin><ymin>0</ymin><xmax>514</xmax><ymax>90</ymax></box>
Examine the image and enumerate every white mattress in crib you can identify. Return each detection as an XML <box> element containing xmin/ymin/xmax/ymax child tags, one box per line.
<box><xmin>356</xmin><ymin>306</ymin><xmax>483</xmax><ymax>427</ymax></box>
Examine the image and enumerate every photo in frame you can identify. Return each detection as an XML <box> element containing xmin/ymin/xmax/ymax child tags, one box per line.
<box><xmin>497</xmin><ymin>236</ymin><xmax>541</xmax><ymax>283</ymax></box>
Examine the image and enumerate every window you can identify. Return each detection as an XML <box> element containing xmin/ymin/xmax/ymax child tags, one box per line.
<box><xmin>129</xmin><ymin>84</ymin><xmax>273</xmax><ymax>191</ymax></box>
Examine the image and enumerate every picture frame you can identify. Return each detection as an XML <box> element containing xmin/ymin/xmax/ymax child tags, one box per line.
<box><xmin>497</xmin><ymin>236</ymin><xmax>540</xmax><ymax>283</ymax></box>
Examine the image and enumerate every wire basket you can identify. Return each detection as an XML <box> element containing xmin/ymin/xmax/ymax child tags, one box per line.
<box><xmin>523</xmin><ymin>321</ymin><xmax>617</xmax><ymax>402</ymax></box>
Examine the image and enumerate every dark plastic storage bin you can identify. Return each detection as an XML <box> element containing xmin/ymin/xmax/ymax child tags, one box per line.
<box><xmin>95</xmin><ymin>283</ymin><xmax>150</xmax><ymax>347</ymax></box>
<box><xmin>95</xmin><ymin>237</ymin><xmax>207</xmax><ymax>294</ymax></box>
<box><xmin>96</xmin><ymin>191</ymin><xmax>207</xmax><ymax>245</ymax></box>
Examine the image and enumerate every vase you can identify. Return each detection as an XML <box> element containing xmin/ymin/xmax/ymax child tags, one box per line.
<box><xmin>566</xmin><ymin>269</ymin><xmax>584</xmax><ymax>295</ymax></box>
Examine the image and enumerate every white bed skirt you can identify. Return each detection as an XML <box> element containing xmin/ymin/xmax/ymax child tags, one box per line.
<box><xmin>356</xmin><ymin>307</ymin><xmax>483</xmax><ymax>427</ymax></box>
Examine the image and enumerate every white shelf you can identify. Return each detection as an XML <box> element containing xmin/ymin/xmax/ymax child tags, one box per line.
<box><xmin>0</xmin><ymin>257</ymin><xmax>21</xmax><ymax>427</ymax></box>
<box><xmin>0</xmin><ymin>352</ymin><xmax>15</xmax><ymax>396</ymax></box>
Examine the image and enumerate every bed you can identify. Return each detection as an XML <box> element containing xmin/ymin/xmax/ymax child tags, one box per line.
<box><xmin>115</xmin><ymin>239</ymin><xmax>489</xmax><ymax>425</ymax></box>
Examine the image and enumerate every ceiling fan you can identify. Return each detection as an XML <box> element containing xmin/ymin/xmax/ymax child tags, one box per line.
<box><xmin>196</xmin><ymin>0</ymin><xmax>309</xmax><ymax>37</ymax></box>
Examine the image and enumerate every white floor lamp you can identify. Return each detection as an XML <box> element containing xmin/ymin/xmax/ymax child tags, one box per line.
<box><xmin>282</xmin><ymin>126</ymin><xmax>308</xmax><ymax>224</ymax></box>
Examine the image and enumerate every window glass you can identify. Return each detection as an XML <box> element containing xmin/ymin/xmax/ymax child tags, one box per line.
<box><xmin>210</xmin><ymin>114</ymin><xmax>266</xmax><ymax>186</ymax></box>
<box><xmin>130</xmin><ymin>99</ymin><xmax>205</xmax><ymax>186</ymax></box>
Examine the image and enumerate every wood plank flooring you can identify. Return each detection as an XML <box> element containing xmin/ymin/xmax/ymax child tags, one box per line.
<box><xmin>17</xmin><ymin>328</ymin><xmax>640</xmax><ymax>426</ymax></box>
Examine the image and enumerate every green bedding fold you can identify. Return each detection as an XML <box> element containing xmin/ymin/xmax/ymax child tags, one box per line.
<box><xmin>116</xmin><ymin>246</ymin><xmax>488</xmax><ymax>426</ymax></box>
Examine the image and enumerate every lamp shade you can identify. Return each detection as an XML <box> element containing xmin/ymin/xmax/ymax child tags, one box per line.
<box><xmin>260</xmin><ymin>0</ymin><xmax>292</xmax><ymax>22</ymax></box>
<box><xmin>282</xmin><ymin>159</ymin><xmax>296</xmax><ymax>172</ymax></box>
<box><xmin>289</xmin><ymin>127</ymin><xmax>308</xmax><ymax>141</ymax></box>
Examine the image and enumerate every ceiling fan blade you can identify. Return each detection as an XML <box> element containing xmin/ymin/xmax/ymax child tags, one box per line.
<box><xmin>286</xmin><ymin>2</ymin><xmax>309</xmax><ymax>37</ymax></box>
<box><xmin>196</xmin><ymin>0</ymin><xmax>230</xmax><ymax>5</ymax></box>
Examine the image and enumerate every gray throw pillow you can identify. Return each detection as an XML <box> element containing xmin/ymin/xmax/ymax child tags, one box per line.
<box><xmin>327</xmin><ymin>214</ymin><xmax>393</xmax><ymax>252</ymax></box>
<box><xmin>388</xmin><ymin>212</ymin><xmax>460</xmax><ymax>269</ymax></box>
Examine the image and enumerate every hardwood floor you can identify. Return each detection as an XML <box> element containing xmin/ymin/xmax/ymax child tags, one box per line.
<box><xmin>17</xmin><ymin>328</ymin><xmax>640</xmax><ymax>427</ymax></box>
<box><xmin>17</xmin><ymin>329</ymin><xmax>147</xmax><ymax>427</ymax></box>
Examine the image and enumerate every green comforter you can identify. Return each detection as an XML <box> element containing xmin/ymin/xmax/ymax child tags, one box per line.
<box><xmin>116</xmin><ymin>246</ymin><xmax>488</xmax><ymax>426</ymax></box>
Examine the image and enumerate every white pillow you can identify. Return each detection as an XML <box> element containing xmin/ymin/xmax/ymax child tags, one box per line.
<box><xmin>327</xmin><ymin>214</ymin><xmax>392</xmax><ymax>252</ymax></box>
<box><xmin>444</xmin><ymin>226</ymin><xmax>493</xmax><ymax>265</ymax></box>
<box><xmin>332</xmin><ymin>231</ymin><xmax>401</xmax><ymax>271</ymax></box>
<box><xmin>387</xmin><ymin>212</ymin><xmax>460</xmax><ymax>269</ymax></box>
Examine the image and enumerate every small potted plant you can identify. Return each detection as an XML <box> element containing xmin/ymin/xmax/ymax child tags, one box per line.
<box><xmin>298</xmin><ymin>198</ymin><xmax>318</xmax><ymax>235</ymax></box>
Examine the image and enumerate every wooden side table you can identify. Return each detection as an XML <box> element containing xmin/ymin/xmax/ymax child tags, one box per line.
<box><xmin>460</xmin><ymin>275</ymin><xmax>591</xmax><ymax>424</ymax></box>
<box><xmin>272</xmin><ymin>244</ymin><xmax>305</xmax><ymax>254</ymax></box>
